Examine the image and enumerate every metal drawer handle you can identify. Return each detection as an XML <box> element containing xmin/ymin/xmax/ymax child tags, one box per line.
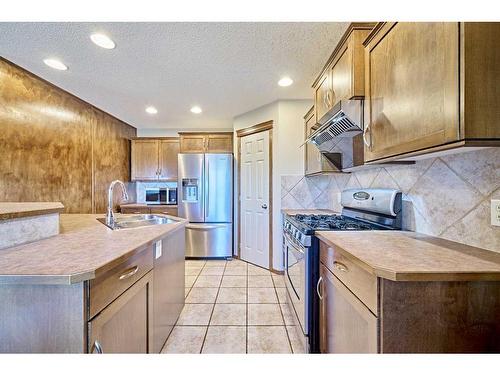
<box><xmin>92</xmin><ymin>341</ymin><xmax>103</xmax><ymax>354</ymax></box>
<box><xmin>317</xmin><ymin>276</ymin><xmax>323</xmax><ymax>300</ymax></box>
<box><xmin>119</xmin><ymin>266</ymin><xmax>139</xmax><ymax>280</ymax></box>
<box><xmin>363</xmin><ymin>124</ymin><xmax>372</xmax><ymax>149</ymax></box>
<box><xmin>333</xmin><ymin>261</ymin><xmax>348</xmax><ymax>273</ymax></box>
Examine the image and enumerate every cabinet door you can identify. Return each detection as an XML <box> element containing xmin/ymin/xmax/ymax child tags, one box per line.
<box><xmin>315</xmin><ymin>71</ymin><xmax>332</xmax><ymax>123</ymax></box>
<box><xmin>330</xmin><ymin>44</ymin><xmax>352</xmax><ymax>106</ymax></box>
<box><xmin>120</xmin><ymin>206</ymin><xmax>150</xmax><ymax>214</ymax></box>
<box><xmin>305</xmin><ymin>116</ymin><xmax>321</xmax><ymax>175</ymax></box>
<box><xmin>319</xmin><ymin>263</ymin><xmax>377</xmax><ymax>353</ymax></box>
<box><xmin>206</xmin><ymin>134</ymin><xmax>233</xmax><ymax>153</ymax></box>
<box><xmin>364</xmin><ymin>22</ymin><xmax>459</xmax><ymax>162</ymax></box>
<box><xmin>180</xmin><ymin>134</ymin><xmax>206</xmax><ymax>153</ymax></box>
<box><xmin>159</xmin><ymin>139</ymin><xmax>180</xmax><ymax>180</ymax></box>
<box><xmin>88</xmin><ymin>272</ymin><xmax>152</xmax><ymax>354</ymax></box>
<box><xmin>131</xmin><ymin>140</ymin><xmax>159</xmax><ymax>180</ymax></box>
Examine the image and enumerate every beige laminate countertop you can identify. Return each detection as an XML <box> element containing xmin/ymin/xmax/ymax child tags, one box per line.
<box><xmin>316</xmin><ymin>231</ymin><xmax>500</xmax><ymax>282</ymax></box>
<box><xmin>0</xmin><ymin>214</ymin><xmax>186</xmax><ymax>285</ymax></box>
<box><xmin>0</xmin><ymin>202</ymin><xmax>65</xmax><ymax>220</ymax></box>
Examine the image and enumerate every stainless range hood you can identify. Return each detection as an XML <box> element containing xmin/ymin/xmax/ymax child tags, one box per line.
<box><xmin>304</xmin><ymin>99</ymin><xmax>364</xmax><ymax>170</ymax></box>
<box><xmin>306</xmin><ymin>100</ymin><xmax>363</xmax><ymax>148</ymax></box>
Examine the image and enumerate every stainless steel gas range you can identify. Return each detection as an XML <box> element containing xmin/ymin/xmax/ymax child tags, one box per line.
<box><xmin>283</xmin><ymin>188</ymin><xmax>402</xmax><ymax>353</ymax></box>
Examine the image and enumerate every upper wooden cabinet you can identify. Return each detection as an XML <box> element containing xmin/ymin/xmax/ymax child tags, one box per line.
<box><xmin>363</xmin><ymin>22</ymin><xmax>500</xmax><ymax>163</ymax></box>
<box><xmin>179</xmin><ymin>132</ymin><xmax>233</xmax><ymax>153</ymax></box>
<box><xmin>313</xmin><ymin>23</ymin><xmax>376</xmax><ymax>124</ymax></box>
<box><xmin>131</xmin><ymin>138</ymin><xmax>179</xmax><ymax>181</ymax></box>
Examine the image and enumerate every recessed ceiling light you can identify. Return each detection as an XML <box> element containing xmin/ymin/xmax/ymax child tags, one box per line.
<box><xmin>278</xmin><ymin>76</ymin><xmax>293</xmax><ymax>87</ymax></box>
<box><xmin>90</xmin><ymin>33</ymin><xmax>116</xmax><ymax>49</ymax></box>
<box><xmin>190</xmin><ymin>106</ymin><xmax>202</xmax><ymax>114</ymax></box>
<box><xmin>145</xmin><ymin>106</ymin><xmax>158</xmax><ymax>115</ymax></box>
<box><xmin>43</xmin><ymin>58</ymin><xmax>68</xmax><ymax>71</ymax></box>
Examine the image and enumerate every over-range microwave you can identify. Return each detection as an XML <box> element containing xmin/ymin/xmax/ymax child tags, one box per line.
<box><xmin>145</xmin><ymin>187</ymin><xmax>177</xmax><ymax>205</ymax></box>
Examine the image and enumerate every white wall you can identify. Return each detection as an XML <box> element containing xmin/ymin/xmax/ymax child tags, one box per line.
<box><xmin>233</xmin><ymin>99</ymin><xmax>312</xmax><ymax>271</ymax></box>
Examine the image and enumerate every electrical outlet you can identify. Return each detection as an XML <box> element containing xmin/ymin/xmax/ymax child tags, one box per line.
<box><xmin>491</xmin><ymin>199</ymin><xmax>500</xmax><ymax>226</ymax></box>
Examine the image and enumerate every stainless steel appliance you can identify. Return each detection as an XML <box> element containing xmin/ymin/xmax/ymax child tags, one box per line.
<box><xmin>145</xmin><ymin>187</ymin><xmax>177</xmax><ymax>205</ymax></box>
<box><xmin>178</xmin><ymin>153</ymin><xmax>233</xmax><ymax>258</ymax></box>
<box><xmin>283</xmin><ymin>188</ymin><xmax>402</xmax><ymax>353</ymax></box>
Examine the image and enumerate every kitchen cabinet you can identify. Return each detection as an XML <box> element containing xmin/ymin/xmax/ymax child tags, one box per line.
<box><xmin>179</xmin><ymin>132</ymin><xmax>233</xmax><ymax>153</ymax></box>
<box><xmin>318</xmin><ymin>263</ymin><xmax>377</xmax><ymax>353</ymax></box>
<box><xmin>88</xmin><ymin>272</ymin><xmax>152</xmax><ymax>354</ymax></box>
<box><xmin>363</xmin><ymin>22</ymin><xmax>500</xmax><ymax>163</ymax></box>
<box><xmin>131</xmin><ymin>138</ymin><xmax>179</xmax><ymax>181</ymax></box>
<box><xmin>121</xmin><ymin>205</ymin><xmax>178</xmax><ymax>216</ymax></box>
<box><xmin>317</xmin><ymin>239</ymin><xmax>500</xmax><ymax>353</ymax></box>
<box><xmin>313</xmin><ymin>23</ymin><xmax>375</xmax><ymax>124</ymax></box>
<box><xmin>304</xmin><ymin>106</ymin><xmax>337</xmax><ymax>176</ymax></box>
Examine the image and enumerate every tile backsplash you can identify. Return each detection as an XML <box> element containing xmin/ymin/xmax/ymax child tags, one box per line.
<box><xmin>281</xmin><ymin>148</ymin><xmax>500</xmax><ymax>253</ymax></box>
<box><xmin>135</xmin><ymin>181</ymin><xmax>177</xmax><ymax>203</ymax></box>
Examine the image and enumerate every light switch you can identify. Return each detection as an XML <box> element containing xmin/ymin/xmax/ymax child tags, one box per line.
<box><xmin>155</xmin><ymin>240</ymin><xmax>162</xmax><ymax>259</ymax></box>
<box><xmin>491</xmin><ymin>199</ymin><xmax>500</xmax><ymax>227</ymax></box>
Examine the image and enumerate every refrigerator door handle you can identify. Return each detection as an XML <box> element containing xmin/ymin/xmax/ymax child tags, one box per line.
<box><xmin>186</xmin><ymin>223</ymin><xmax>226</xmax><ymax>230</ymax></box>
<box><xmin>205</xmin><ymin>158</ymin><xmax>209</xmax><ymax>219</ymax></box>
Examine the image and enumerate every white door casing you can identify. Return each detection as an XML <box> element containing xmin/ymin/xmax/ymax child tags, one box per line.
<box><xmin>240</xmin><ymin>130</ymin><xmax>270</xmax><ymax>269</ymax></box>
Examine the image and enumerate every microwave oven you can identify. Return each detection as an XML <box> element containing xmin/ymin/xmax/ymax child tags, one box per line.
<box><xmin>145</xmin><ymin>187</ymin><xmax>177</xmax><ymax>205</ymax></box>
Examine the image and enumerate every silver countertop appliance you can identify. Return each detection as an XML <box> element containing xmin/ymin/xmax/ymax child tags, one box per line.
<box><xmin>178</xmin><ymin>153</ymin><xmax>233</xmax><ymax>258</ymax></box>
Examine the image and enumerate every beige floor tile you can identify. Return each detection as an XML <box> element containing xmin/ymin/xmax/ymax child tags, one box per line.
<box><xmin>248</xmin><ymin>304</ymin><xmax>284</xmax><ymax>325</ymax></box>
<box><xmin>216</xmin><ymin>287</ymin><xmax>247</xmax><ymax>303</ymax></box>
<box><xmin>185</xmin><ymin>267</ymin><xmax>202</xmax><ymax>276</ymax></box>
<box><xmin>224</xmin><ymin>266</ymin><xmax>247</xmax><ymax>275</ymax></box>
<box><xmin>248</xmin><ymin>275</ymin><xmax>273</xmax><ymax>287</ymax></box>
<box><xmin>221</xmin><ymin>275</ymin><xmax>247</xmax><ymax>287</ymax></box>
<box><xmin>276</xmin><ymin>288</ymin><xmax>287</xmax><ymax>304</ymax></box>
<box><xmin>248</xmin><ymin>265</ymin><xmax>271</xmax><ymax>276</ymax></box>
<box><xmin>201</xmin><ymin>326</ymin><xmax>246</xmax><ymax>354</ymax></box>
<box><xmin>272</xmin><ymin>274</ymin><xmax>286</xmax><ymax>288</ymax></box>
<box><xmin>200</xmin><ymin>267</ymin><xmax>225</xmax><ymax>276</ymax></box>
<box><xmin>185</xmin><ymin>275</ymin><xmax>198</xmax><ymax>288</ymax></box>
<box><xmin>210</xmin><ymin>304</ymin><xmax>246</xmax><ymax>325</ymax></box>
<box><xmin>226</xmin><ymin>259</ymin><xmax>247</xmax><ymax>266</ymax></box>
<box><xmin>185</xmin><ymin>288</ymin><xmax>191</xmax><ymax>298</ymax></box>
<box><xmin>247</xmin><ymin>288</ymin><xmax>278</xmax><ymax>304</ymax></box>
<box><xmin>161</xmin><ymin>326</ymin><xmax>207</xmax><ymax>354</ymax></box>
<box><xmin>286</xmin><ymin>326</ymin><xmax>306</xmax><ymax>354</ymax></box>
<box><xmin>204</xmin><ymin>260</ymin><xmax>227</xmax><ymax>267</ymax></box>
<box><xmin>176</xmin><ymin>304</ymin><xmax>213</xmax><ymax>325</ymax></box>
<box><xmin>186</xmin><ymin>260</ymin><xmax>206</xmax><ymax>267</ymax></box>
<box><xmin>280</xmin><ymin>303</ymin><xmax>295</xmax><ymax>326</ymax></box>
<box><xmin>247</xmin><ymin>326</ymin><xmax>292</xmax><ymax>353</ymax></box>
<box><xmin>185</xmin><ymin>287</ymin><xmax>219</xmax><ymax>304</ymax></box>
<box><xmin>194</xmin><ymin>275</ymin><xmax>222</xmax><ymax>287</ymax></box>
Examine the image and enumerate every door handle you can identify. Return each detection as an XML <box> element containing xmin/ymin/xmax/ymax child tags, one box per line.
<box><xmin>119</xmin><ymin>266</ymin><xmax>139</xmax><ymax>280</ymax></box>
<box><xmin>317</xmin><ymin>276</ymin><xmax>323</xmax><ymax>300</ymax></box>
<box><xmin>363</xmin><ymin>124</ymin><xmax>372</xmax><ymax>150</ymax></box>
<box><xmin>91</xmin><ymin>341</ymin><xmax>103</xmax><ymax>354</ymax></box>
<box><xmin>262</xmin><ymin>204</ymin><xmax>268</xmax><ymax>209</ymax></box>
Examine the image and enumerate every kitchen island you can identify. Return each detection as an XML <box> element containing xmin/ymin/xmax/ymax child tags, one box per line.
<box><xmin>0</xmin><ymin>213</ymin><xmax>187</xmax><ymax>353</ymax></box>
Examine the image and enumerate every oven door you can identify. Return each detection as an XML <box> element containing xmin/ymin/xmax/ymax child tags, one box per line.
<box><xmin>284</xmin><ymin>231</ymin><xmax>307</xmax><ymax>335</ymax></box>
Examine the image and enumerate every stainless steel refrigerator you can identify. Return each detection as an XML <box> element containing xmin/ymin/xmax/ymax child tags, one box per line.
<box><xmin>178</xmin><ymin>153</ymin><xmax>233</xmax><ymax>258</ymax></box>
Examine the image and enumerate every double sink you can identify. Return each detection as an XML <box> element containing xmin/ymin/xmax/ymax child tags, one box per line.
<box><xmin>97</xmin><ymin>214</ymin><xmax>177</xmax><ymax>230</ymax></box>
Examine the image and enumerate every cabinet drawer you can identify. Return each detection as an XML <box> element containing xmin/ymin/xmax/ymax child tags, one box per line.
<box><xmin>320</xmin><ymin>240</ymin><xmax>378</xmax><ymax>315</ymax></box>
<box><xmin>120</xmin><ymin>206</ymin><xmax>150</xmax><ymax>214</ymax></box>
<box><xmin>149</xmin><ymin>206</ymin><xmax>178</xmax><ymax>216</ymax></box>
<box><xmin>89</xmin><ymin>247</ymin><xmax>153</xmax><ymax>318</ymax></box>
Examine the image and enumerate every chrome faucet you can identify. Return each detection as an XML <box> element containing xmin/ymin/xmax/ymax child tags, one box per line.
<box><xmin>106</xmin><ymin>180</ymin><xmax>129</xmax><ymax>225</ymax></box>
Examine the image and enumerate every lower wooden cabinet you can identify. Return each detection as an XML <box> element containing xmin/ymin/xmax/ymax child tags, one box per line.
<box><xmin>319</xmin><ymin>263</ymin><xmax>377</xmax><ymax>353</ymax></box>
<box><xmin>149</xmin><ymin>206</ymin><xmax>178</xmax><ymax>216</ymax></box>
<box><xmin>121</xmin><ymin>205</ymin><xmax>178</xmax><ymax>216</ymax></box>
<box><xmin>88</xmin><ymin>271</ymin><xmax>152</xmax><ymax>354</ymax></box>
<box><xmin>120</xmin><ymin>206</ymin><xmax>150</xmax><ymax>214</ymax></box>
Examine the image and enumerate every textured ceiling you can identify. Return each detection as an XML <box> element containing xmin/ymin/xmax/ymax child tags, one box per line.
<box><xmin>0</xmin><ymin>22</ymin><xmax>348</xmax><ymax>130</ymax></box>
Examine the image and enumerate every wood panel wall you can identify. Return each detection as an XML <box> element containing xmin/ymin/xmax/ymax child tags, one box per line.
<box><xmin>0</xmin><ymin>58</ymin><xmax>136</xmax><ymax>213</ymax></box>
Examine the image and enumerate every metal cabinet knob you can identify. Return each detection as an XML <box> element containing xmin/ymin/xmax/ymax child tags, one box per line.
<box><xmin>262</xmin><ymin>204</ymin><xmax>268</xmax><ymax>209</ymax></box>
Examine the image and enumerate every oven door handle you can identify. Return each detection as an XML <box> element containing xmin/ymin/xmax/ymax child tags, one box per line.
<box><xmin>284</xmin><ymin>232</ymin><xmax>304</xmax><ymax>254</ymax></box>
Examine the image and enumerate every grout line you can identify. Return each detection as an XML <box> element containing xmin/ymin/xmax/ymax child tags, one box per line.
<box><xmin>273</xmin><ymin>278</ymin><xmax>293</xmax><ymax>353</ymax></box>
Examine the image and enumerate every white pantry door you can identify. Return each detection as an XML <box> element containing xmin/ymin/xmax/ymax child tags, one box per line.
<box><xmin>240</xmin><ymin>130</ymin><xmax>270</xmax><ymax>269</ymax></box>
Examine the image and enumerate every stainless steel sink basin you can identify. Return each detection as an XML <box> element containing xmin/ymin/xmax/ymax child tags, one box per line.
<box><xmin>97</xmin><ymin>214</ymin><xmax>177</xmax><ymax>230</ymax></box>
